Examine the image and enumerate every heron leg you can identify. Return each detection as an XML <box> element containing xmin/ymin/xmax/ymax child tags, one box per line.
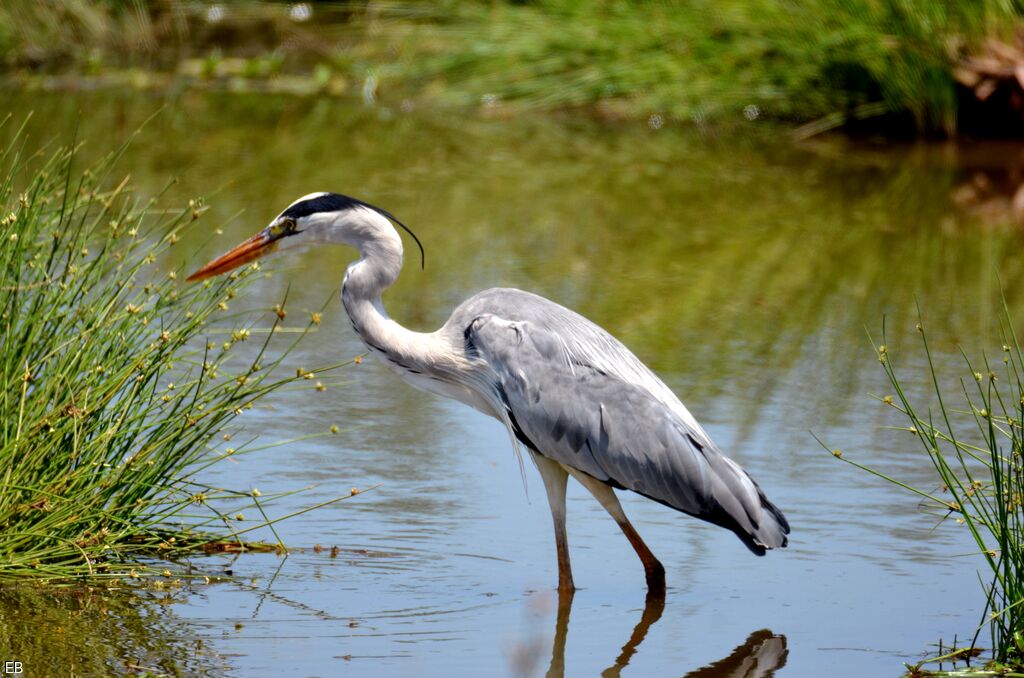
<box><xmin>531</xmin><ymin>452</ymin><xmax>575</xmax><ymax>595</ymax></box>
<box><xmin>565</xmin><ymin>468</ymin><xmax>666</xmax><ymax>596</ymax></box>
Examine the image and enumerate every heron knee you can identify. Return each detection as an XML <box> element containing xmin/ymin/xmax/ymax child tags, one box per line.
<box><xmin>564</xmin><ymin>465</ymin><xmax>629</xmax><ymax>523</ymax></box>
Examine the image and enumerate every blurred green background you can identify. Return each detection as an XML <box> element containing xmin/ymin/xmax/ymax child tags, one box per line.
<box><xmin>3</xmin><ymin>0</ymin><xmax>1024</xmax><ymax>136</ymax></box>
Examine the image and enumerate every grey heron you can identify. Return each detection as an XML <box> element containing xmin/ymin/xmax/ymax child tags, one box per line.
<box><xmin>188</xmin><ymin>192</ymin><xmax>790</xmax><ymax>595</ymax></box>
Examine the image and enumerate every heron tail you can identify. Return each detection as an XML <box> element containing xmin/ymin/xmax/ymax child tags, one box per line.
<box><xmin>735</xmin><ymin>487</ymin><xmax>790</xmax><ymax>556</ymax></box>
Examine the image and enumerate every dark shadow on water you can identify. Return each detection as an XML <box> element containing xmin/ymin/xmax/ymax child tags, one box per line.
<box><xmin>598</xmin><ymin>590</ymin><xmax>666</xmax><ymax>678</ymax></box>
<box><xmin>544</xmin><ymin>591</ymin><xmax>573</xmax><ymax>678</ymax></box>
<box><xmin>543</xmin><ymin>589</ymin><xmax>787</xmax><ymax>677</ymax></box>
<box><xmin>684</xmin><ymin>629</ymin><xmax>789</xmax><ymax>678</ymax></box>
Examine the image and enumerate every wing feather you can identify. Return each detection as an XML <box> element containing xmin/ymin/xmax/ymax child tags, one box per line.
<box><xmin>456</xmin><ymin>294</ymin><xmax>789</xmax><ymax>553</ymax></box>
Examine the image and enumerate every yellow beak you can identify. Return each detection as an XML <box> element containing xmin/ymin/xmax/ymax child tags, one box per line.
<box><xmin>187</xmin><ymin>231</ymin><xmax>277</xmax><ymax>282</ymax></box>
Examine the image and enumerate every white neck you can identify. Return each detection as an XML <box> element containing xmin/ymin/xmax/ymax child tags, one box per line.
<box><xmin>340</xmin><ymin>222</ymin><xmax>446</xmax><ymax>374</ymax></box>
<box><xmin>335</xmin><ymin>215</ymin><xmax>503</xmax><ymax>419</ymax></box>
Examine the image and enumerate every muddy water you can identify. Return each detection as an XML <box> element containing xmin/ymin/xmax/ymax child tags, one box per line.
<box><xmin>4</xmin><ymin>90</ymin><xmax>1024</xmax><ymax>676</ymax></box>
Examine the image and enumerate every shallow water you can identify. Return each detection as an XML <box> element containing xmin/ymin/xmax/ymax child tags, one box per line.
<box><xmin>4</xmin><ymin>90</ymin><xmax>1024</xmax><ymax>676</ymax></box>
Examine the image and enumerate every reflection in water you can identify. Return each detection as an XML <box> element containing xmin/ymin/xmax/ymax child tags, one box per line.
<box><xmin>598</xmin><ymin>591</ymin><xmax>665</xmax><ymax>677</ymax></box>
<box><xmin>0</xmin><ymin>585</ymin><xmax>228</xmax><ymax>676</ymax></box>
<box><xmin>6</xmin><ymin>92</ymin><xmax>1024</xmax><ymax>427</ymax></box>
<box><xmin>7</xmin><ymin>90</ymin><xmax>1023</xmax><ymax>439</ymax></box>
<box><xmin>544</xmin><ymin>593</ymin><xmax>571</xmax><ymax>678</ymax></box>
<box><xmin>537</xmin><ymin>590</ymin><xmax>786</xmax><ymax>678</ymax></box>
<box><xmin>685</xmin><ymin>629</ymin><xmax>789</xmax><ymax>678</ymax></box>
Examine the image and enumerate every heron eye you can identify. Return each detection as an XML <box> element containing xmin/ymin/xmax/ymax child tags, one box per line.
<box><xmin>270</xmin><ymin>218</ymin><xmax>297</xmax><ymax>237</ymax></box>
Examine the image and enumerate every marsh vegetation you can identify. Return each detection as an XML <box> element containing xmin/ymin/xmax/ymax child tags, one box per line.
<box><xmin>2</xmin><ymin>1</ymin><xmax>1023</xmax><ymax>135</ymax></box>
<box><xmin>827</xmin><ymin>308</ymin><xmax>1024</xmax><ymax>675</ymax></box>
<box><xmin>0</xmin><ymin>120</ymin><xmax>351</xmax><ymax>582</ymax></box>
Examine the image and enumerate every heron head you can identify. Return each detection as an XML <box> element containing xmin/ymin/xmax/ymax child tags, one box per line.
<box><xmin>187</xmin><ymin>192</ymin><xmax>424</xmax><ymax>282</ymax></box>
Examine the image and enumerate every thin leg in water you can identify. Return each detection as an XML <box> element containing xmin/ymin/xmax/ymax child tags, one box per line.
<box><xmin>566</xmin><ymin>467</ymin><xmax>666</xmax><ymax>596</ymax></box>
<box><xmin>530</xmin><ymin>451</ymin><xmax>575</xmax><ymax>595</ymax></box>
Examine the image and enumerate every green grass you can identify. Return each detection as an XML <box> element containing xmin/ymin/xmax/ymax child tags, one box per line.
<box><xmin>0</xmin><ymin>118</ymin><xmax>352</xmax><ymax>583</ymax></box>
<box><xmin>1</xmin><ymin>1</ymin><xmax>1021</xmax><ymax>135</ymax></box>
<box><xmin>349</xmin><ymin>0</ymin><xmax>1020</xmax><ymax>134</ymax></box>
<box><xmin>822</xmin><ymin>303</ymin><xmax>1024</xmax><ymax>675</ymax></box>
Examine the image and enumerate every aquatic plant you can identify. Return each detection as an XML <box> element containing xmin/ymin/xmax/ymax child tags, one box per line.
<box><xmin>825</xmin><ymin>304</ymin><xmax>1024</xmax><ymax>674</ymax></box>
<box><xmin>0</xmin><ymin>119</ymin><xmax>352</xmax><ymax>582</ymax></box>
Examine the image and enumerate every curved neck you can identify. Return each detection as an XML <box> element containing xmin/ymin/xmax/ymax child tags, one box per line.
<box><xmin>341</xmin><ymin>234</ymin><xmax>437</xmax><ymax>371</ymax></box>
<box><xmin>337</xmin><ymin>225</ymin><xmax>498</xmax><ymax>418</ymax></box>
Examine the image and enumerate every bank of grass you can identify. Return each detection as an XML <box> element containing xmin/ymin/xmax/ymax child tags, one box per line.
<box><xmin>1</xmin><ymin>1</ymin><xmax>1021</xmax><ymax>135</ymax></box>
<box><xmin>823</xmin><ymin>305</ymin><xmax>1024</xmax><ymax>675</ymax></box>
<box><xmin>0</xmin><ymin>120</ymin><xmax>351</xmax><ymax>583</ymax></box>
<box><xmin>360</xmin><ymin>0</ymin><xmax>1020</xmax><ymax>134</ymax></box>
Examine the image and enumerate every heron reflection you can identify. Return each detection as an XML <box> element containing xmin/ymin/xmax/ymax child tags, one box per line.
<box><xmin>535</xmin><ymin>592</ymin><xmax>786</xmax><ymax>678</ymax></box>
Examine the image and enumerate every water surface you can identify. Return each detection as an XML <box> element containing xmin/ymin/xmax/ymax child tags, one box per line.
<box><xmin>4</xmin><ymin>90</ymin><xmax>1024</xmax><ymax>676</ymax></box>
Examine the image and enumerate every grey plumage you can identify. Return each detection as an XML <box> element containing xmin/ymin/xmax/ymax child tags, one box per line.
<box><xmin>451</xmin><ymin>290</ymin><xmax>789</xmax><ymax>554</ymax></box>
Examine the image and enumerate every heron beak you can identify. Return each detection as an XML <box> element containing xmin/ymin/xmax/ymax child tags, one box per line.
<box><xmin>187</xmin><ymin>230</ymin><xmax>277</xmax><ymax>282</ymax></box>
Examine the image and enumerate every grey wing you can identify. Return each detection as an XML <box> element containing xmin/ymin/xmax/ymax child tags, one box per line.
<box><xmin>450</xmin><ymin>289</ymin><xmax>714</xmax><ymax>439</ymax></box>
<box><xmin>465</xmin><ymin>310</ymin><xmax>789</xmax><ymax>554</ymax></box>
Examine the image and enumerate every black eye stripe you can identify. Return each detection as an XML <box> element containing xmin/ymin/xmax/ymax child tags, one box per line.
<box><xmin>277</xmin><ymin>192</ymin><xmax>426</xmax><ymax>269</ymax></box>
<box><xmin>280</xmin><ymin>193</ymin><xmax>363</xmax><ymax>220</ymax></box>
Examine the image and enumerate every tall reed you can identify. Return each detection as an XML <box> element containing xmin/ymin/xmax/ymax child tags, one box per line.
<box><xmin>0</xmin><ymin>119</ymin><xmax>349</xmax><ymax>582</ymax></box>
<box><xmin>826</xmin><ymin>305</ymin><xmax>1024</xmax><ymax>672</ymax></box>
